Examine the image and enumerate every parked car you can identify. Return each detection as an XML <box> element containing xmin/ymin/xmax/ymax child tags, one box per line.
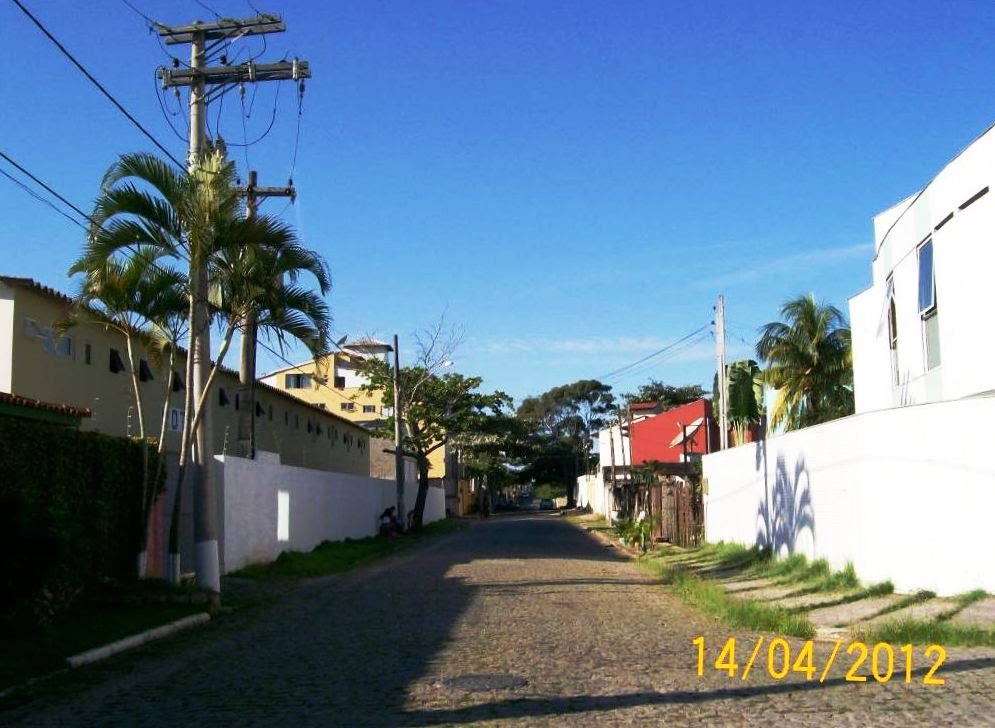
<box><xmin>539</xmin><ymin>498</ymin><xmax>555</xmax><ymax>510</ymax></box>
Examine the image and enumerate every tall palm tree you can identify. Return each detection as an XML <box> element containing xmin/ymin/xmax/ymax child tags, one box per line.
<box><xmin>756</xmin><ymin>294</ymin><xmax>853</xmax><ymax>431</ymax></box>
<box><xmin>76</xmin><ymin>149</ymin><xmax>332</xmax><ymax>587</ymax></box>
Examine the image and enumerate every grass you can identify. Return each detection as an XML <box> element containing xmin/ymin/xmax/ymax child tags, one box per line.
<box><xmin>0</xmin><ymin>597</ymin><xmax>206</xmax><ymax>692</ymax></box>
<box><xmin>640</xmin><ymin>554</ymin><xmax>815</xmax><ymax>638</ymax></box>
<box><xmin>231</xmin><ymin>518</ymin><xmax>466</xmax><ymax>580</ymax></box>
<box><xmin>866</xmin><ymin>619</ymin><xmax>995</xmax><ymax>648</ymax></box>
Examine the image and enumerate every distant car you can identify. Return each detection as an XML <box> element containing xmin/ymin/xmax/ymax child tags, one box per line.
<box><xmin>539</xmin><ymin>498</ymin><xmax>555</xmax><ymax>510</ymax></box>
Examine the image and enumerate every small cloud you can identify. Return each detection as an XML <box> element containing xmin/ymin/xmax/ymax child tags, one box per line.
<box><xmin>698</xmin><ymin>243</ymin><xmax>871</xmax><ymax>289</ymax></box>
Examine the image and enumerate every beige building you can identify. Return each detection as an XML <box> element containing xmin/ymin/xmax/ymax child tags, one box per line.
<box><xmin>0</xmin><ymin>276</ymin><xmax>370</xmax><ymax>476</ymax></box>
<box><xmin>260</xmin><ymin>339</ymin><xmax>450</xmax><ymax>481</ymax></box>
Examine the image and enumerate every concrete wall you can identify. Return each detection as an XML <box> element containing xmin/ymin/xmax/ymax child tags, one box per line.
<box><xmin>702</xmin><ymin>396</ymin><xmax>995</xmax><ymax>596</ymax></box>
<box><xmin>851</xmin><ymin>124</ymin><xmax>995</xmax><ymax>413</ymax></box>
<box><xmin>217</xmin><ymin>452</ymin><xmax>445</xmax><ymax>573</ymax></box>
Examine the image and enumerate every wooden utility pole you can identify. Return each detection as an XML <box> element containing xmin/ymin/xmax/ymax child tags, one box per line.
<box><xmin>236</xmin><ymin>170</ymin><xmax>296</xmax><ymax>459</ymax></box>
<box><xmin>156</xmin><ymin>15</ymin><xmax>310</xmax><ymax>592</ymax></box>
<box><xmin>392</xmin><ymin>334</ymin><xmax>405</xmax><ymax>527</ymax></box>
<box><xmin>715</xmin><ymin>294</ymin><xmax>729</xmax><ymax>450</ymax></box>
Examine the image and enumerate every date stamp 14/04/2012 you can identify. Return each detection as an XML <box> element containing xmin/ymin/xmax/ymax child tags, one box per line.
<box><xmin>693</xmin><ymin>636</ymin><xmax>947</xmax><ymax>685</ymax></box>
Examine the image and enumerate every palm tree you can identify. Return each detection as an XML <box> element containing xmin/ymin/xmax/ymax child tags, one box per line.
<box><xmin>64</xmin><ymin>252</ymin><xmax>186</xmax><ymax>576</ymax></box>
<box><xmin>77</xmin><ymin>149</ymin><xmax>332</xmax><ymax>587</ymax></box>
<box><xmin>756</xmin><ymin>294</ymin><xmax>853</xmax><ymax>431</ymax></box>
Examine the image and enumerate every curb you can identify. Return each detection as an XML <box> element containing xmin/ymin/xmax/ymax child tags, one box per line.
<box><xmin>65</xmin><ymin>612</ymin><xmax>211</xmax><ymax>668</ymax></box>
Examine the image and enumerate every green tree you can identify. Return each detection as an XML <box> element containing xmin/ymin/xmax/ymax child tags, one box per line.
<box><xmin>75</xmin><ymin>149</ymin><xmax>331</xmax><ymax>586</ymax></box>
<box><xmin>359</xmin><ymin>358</ymin><xmax>509</xmax><ymax>529</ymax></box>
<box><xmin>623</xmin><ymin>381</ymin><xmax>705</xmax><ymax>408</ymax></box>
<box><xmin>713</xmin><ymin>359</ymin><xmax>765</xmax><ymax>445</ymax></box>
<box><xmin>64</xmin><ymin>252</ymin><xmax>186</xmax><ymax>576</ymax></box>
<box><xmin>756</xmin><ymin>294</ymin><xmax>854</xmax><ymax>431</ymax></box>
<box><xmin>517</xmin><ymin>379</ymin><xmax>614</xmax><ymax>505</ymax></box>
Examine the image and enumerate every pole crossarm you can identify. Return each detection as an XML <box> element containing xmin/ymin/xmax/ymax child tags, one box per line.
<box><xmin>236</xmin><ymin>184</ymin><xmax>296</xmax><ymax>202</ymax></box>
<box><xmin>155</xmin><ymin>16</ymin><xmax>285</xmax><ymax>45</ymax></box>
<box><xmin>158</xmin><ymin>60</ymin><xmax>310</xmax><ymax>88</ymax></box>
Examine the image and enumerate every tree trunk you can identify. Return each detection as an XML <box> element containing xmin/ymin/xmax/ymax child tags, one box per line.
<box><xmin>411</xmin><ymin>455</ymin><xmax>431</xmax><ymax>531</ymax></box>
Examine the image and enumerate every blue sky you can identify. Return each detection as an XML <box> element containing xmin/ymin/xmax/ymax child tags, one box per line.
<box><xmin>2</xmin><ymin>1</ymin><xmax>994</xmax><ymax>403</ymax></box>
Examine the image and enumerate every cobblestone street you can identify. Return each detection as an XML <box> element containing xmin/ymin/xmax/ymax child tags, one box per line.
<box><xmin>6</xmin><ymin>514</ymin><xmax>995</xmax><ymax>726</ymax></box>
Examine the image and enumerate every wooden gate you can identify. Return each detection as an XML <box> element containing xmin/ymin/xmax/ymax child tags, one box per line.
<box><xmin>649</xmin><ymin>475</ymin><xmax>703</xmax><ymax>547</ymax></box>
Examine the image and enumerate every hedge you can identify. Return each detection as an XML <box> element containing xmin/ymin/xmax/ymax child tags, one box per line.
<box><xmin>0</xmin><ymin>416</ymin><xmax>164</xmax><ymax>620</ymax></box>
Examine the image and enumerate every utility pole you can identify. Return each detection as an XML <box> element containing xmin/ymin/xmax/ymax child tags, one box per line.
<box><xmin>236</xmin><ymin>170</ymin><xmax>296</xmax><ymax>459</ymax></box>
<box><xmin>157</xmin><ymin>15</ymin><xmax>310</xmax><ymax>592</ymax></box>
<box><xmin>715</xmin><ymin>294</ymin><xmax>728</xmax><ymax>450</ymax></box>
<box><xmin>392</xmin><ymin>334</ymin><xmax>405</xmax><ymax>529</ymax></box>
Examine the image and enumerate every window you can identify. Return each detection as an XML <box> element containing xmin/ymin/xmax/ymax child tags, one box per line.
<box><xmin>334</xmin><ymin>375</ymin><xmax>346</xmax><ymax>388</ymax></box>
<box><xmin>362</xmin><ymin>404</ymin><xmax>376</xmax><ymax>414</ymax></box>
<box><xmin>307</xmin><ymin>420</ymin><xmax>313</xmax><ymax>433</ymax></box>
<box><xmin>268</xmin><ymin>404</ymin><xmax>273</xmax><ymax>420</ymax></box>
<box><xmin>234</xmin><ymin>393</ymin><xmax>240</xmax><ymax>410</ymax></box>
<box><xmin>888</xmin><ymin>297</ymin><xmax>899</xmax><ymax>385</ymax></box>
<box><xmin>84</xmin><ymin>343</ymin><xmax>92</xmax><ymax>365</ymax></box>
<box><xmin>285</xmin><ymin>373</ymin><xmax>312</xmax><ymax>389</ymax></box>
<box><xmin>219</xmin><ymin>388</ymin><xmax>230</xmax><ymax>406</ymax></box>
<box><xmin>918</xmin><ymin>239</ymin><xmax>936</xmax><ymax>314</ymax></box>
<box><xmin>295</xmin><ymin>414</ymin><xmax>299</xmax><ymax>429</ymax></box>
<box><xmin>109</xmin><ymin>348</ymin><xmax>126</xmax><ymax>373</ymax></box>
<box><xmin>55</xmin><ymin>335</ymin><xmax>73</xmax><ymax>359</ymax></box>
<box><xmin>341</xmin><ymin>402</ymin><xmax>356</xmax><ymax>412</ymax></box>
<box><xmin>139</xmin><ymin>359</ymin><xmax>154</xmax><ymax>382</ymax></box>
<box><xmin>256</xmin><ymin>402</ymin><xmax>265</xmax><ymax>417</ymax></box>
<box><xmin>285</xmin><ymin>411</ymin><xmax>289</xmax><ymax>426</ymax></box>
<box><xmin>171</xmin><ymin>371</ymin><xmax>185</xmax><ymax>392</ymax></box>
<box><xmin>918</xmin><ymin>240</ymin><xmax>941</xmax><ymax>370</ymax></box>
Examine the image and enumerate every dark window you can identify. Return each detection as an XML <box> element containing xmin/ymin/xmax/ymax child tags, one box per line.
<box><xmin>285</xmin><ymin>411</ymin><xmax>289</xmax><ymax>426</ymax></box>
<box><xmin>268</xmin><ymin>404</ymin><xmax>273</xmax><ymax>420</ymax></box>
<box><xmin>918</xmin><ymin>239</ymin><xmax>935</xmax><ymax>314</ymax></box>
<box><xmin>334</xmin><ymin>375</ymin><xmax>346</xmax><ymax>388</ymax></box>
<box><xmin>340</xmin><ymin>402</ymin><xmax>355</xmax><ymax>412</ymax></box>
<box><xmin>234</xmin><ymin>393</ymin><xmax>240</xmax><ymax>410</ymax></box>
<box><xmin>256</xmin><ymin>402</ymin><xmax>265</xmax><ymax>417</ymax></box>
<box><xmin>316</xmin><ymin>424</ymin><xmax>323</xmax><ymax>436</ymax></box>
<box><xmin>84</xmin><ymin>343</ymin><xmax>92</xmax><ymax>365</ymax></box>
<box><xmin>139</xmin><ymin>359</ymin><xmax>154</xmax><ymax>382</ymax></box>
<box><xmin>918</xmin><ymin>240</ymin><xmax>941</xmax><ymax>370</ymax></box>
<box><xmin>362</xmin><ymin>404</ymin><xmax>376</xmax><ymax>414</ymax></box>
<box><xmin>285</xmin><ymin>373</ymin><xmax>312</xmax><ymax>389</ymax></box>
<box><xmin>295</xmin><ymin>414</ymin><xmax>299</xmax><ymax>429</ymax></box>
<box><xmin>171</xmin><ymin>371</ymin><xmax>185</xmax><ymax>392</ymax></box>
<box><xmin>307</xmin><ymin>420</ymin><xmax>313</xmax><ymax>433</ymax></box>
<box><xmin>219</xmin><ymin>388</ymin><xmax>230</xmax><ymax>406</ymax></box>
<box><xmin>109</xmin><ymin>348</ymin><xmax>126</xmax><ymax>373</ymax></box>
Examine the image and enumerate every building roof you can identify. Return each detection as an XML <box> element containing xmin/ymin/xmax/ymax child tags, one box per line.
<box><xmin>629</xmin><ymin>401</ymin><xmax>660</xmax><ymax>411</ymax></box>
<box><xmin>344</xmin><ymin>337</ymin><xmax>391</xmax><ymax>349</ymax></box>
<box><xmin>0</xmin><ymin>391</ymin><xmax>92</xmax><ymax>418</ymax></box>
<box><xmin>0</xmin><ymin>276</ymin><xmax>74</xmax><ymax>305</ymax></box>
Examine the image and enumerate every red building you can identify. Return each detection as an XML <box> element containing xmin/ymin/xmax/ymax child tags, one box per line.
<box><xmin>629</xmin><ymin>399</ymin><xmax>716</xmax><ymax>464</ymax></box>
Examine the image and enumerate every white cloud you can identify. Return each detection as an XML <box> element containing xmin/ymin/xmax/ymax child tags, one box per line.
<box><xmin>698</xmin><ymin>242</ymin><xmax>872</xmax><ymax>289</ymax></box>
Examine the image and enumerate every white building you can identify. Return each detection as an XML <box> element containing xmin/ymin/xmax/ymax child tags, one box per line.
<box><xmin>849</xmin><ymin>124</ymin><xmax>995</xmax><ymax>412</ymax></box>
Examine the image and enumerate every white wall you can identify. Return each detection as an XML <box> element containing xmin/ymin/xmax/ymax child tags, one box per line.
<box><xmin>218</xmin><ymin>452</ymin><xmax>445</xmax><ymax>573</ymax></box>
<box><xmin>597</xmin><ymin>424</ymin><xmax>631</xmax><ymax>472</ymax></box>
<box><xmin>702</xmin><ymin>396</ymin><xmax>995</xmax><ymax>596</ymax></box>
<box><xmin>852</xmin><ymin>124</ymin><xmax>995</xmax><ymax>413</ymax></box>
<box><xmin>575</xmin><ymin>472</ymin><xmax>614</xmax><ymax>519</ymax></box>
<box><xmin>0</xmin><ymin>287</ymin><xmax>13</xmax><ymax>392</ymax></box>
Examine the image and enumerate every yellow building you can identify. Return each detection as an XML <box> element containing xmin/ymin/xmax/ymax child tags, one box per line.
<box><xmin>260</xmin><ymin>339</ymin><xmax>450</xmax><ymax>481</ymax></box>
<box><xmin>0</xmin><ymin>276</ymin><xmax>371</xmax><ymax>476</ymax></box>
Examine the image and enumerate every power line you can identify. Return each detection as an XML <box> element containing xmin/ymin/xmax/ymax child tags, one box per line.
<box><xmin>596</xmin><ymin>324</ymin><xmax>711</xmax><ymax>381</ymax></box>
<box><xmin>10</xmin><ymin>0</ymin><xmax>186</xmax><ymax>170</ymax></box>
<box><xmin>0</xmin><ymin>149</ymin><xmax>91</xmax><ymax>221</ymax></box>
<box><xmin>0</xmin><ymin>166</ymin><xmax>87</xmax><ymax>231</ymax></box>
<box><xmin>603</xmin><ymin>330</ymin><xmax>714</xmax><ymax>385</ymax></box>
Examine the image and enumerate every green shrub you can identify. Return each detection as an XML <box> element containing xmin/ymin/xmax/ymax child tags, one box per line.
<box><xmin>0</xmin><ymin>416</ymin><xmax>163</xmax><ymax>622</ymax></box>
